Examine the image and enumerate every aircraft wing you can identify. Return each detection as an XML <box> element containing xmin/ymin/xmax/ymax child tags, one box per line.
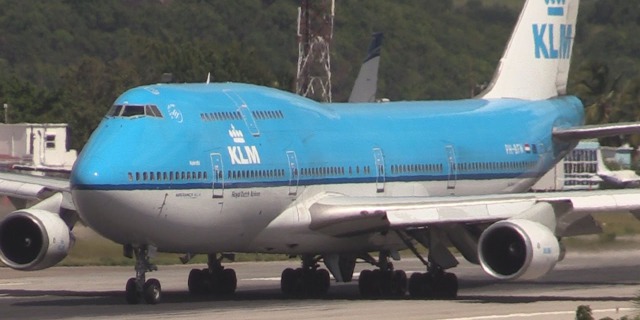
<box><xmin>308</xmin><ymin>189</ymin><xmax>640</xmax><ymax>237</ymax></box>
<box><xmin>0</xmin><ymin>171</ymin><xmax>73</xmax><ymax>210</ymax></box>
<box><xmin>553</xmin><ymin>122</ymin><xmax>640</xmax><ymax>140</ymax></box>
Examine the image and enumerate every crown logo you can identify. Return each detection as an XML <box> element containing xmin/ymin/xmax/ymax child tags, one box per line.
<box><xmin>228</xmin><ymin>124</ymin><xmax>245</xmax><ymax>144</ymax></box>
<box><xmin>545</xmin><ymin>0</ymin><xmax>566</xmax><ymax>16</ymax></box>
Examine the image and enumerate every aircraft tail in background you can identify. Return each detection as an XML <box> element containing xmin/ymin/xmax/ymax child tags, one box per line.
<box><xmin>348</xmin><ymin>32</ymin><xmax>383</xmax><ymax>103</ymax></box>
<box><xmin>480</xmin><ymin>0</ymin><xmax>579</xmax><ymax>100</ymax></box>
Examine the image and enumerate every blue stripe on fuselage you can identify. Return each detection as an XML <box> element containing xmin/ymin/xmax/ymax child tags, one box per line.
<box><xmin>73</xmin><ymin>171</ymin><xmax>544</xmax><ymax>191</ymax></box>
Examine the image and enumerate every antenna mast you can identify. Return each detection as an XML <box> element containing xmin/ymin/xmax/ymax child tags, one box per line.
<box><xmin>296</xmin><ymin>0</ymin><xmax>334</xmax><ymax>102</ymax></box>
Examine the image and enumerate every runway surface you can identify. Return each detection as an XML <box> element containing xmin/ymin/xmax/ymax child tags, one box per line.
<box><xmin>1</xmin><ymin>250</ymin><xmax>639</xmax><ymax>320</ymax></box>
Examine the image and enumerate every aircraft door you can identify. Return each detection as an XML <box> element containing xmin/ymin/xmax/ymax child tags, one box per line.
<box><xmin>373</xmin><ymin>148</ymin><xmax>385</xmax><ymax>193</ymax></box>
<box><xmin>223</xmin><ymin>89</ymin><xmax>260</xmax><ymax>137</ymax></box>
<box><xmin>286</xmin><ymin>151</ymin><xmax>299</xmax><ymax>195</ymax></box>
<box><xmin>210</xmin><ymin>153</ymin><xmax>224</xmax><ymax>198</ymax></box>
<box><xmin>445</xmin><ymin>145</ymin><xmax>457</xmax><ymax>190</ymax></box>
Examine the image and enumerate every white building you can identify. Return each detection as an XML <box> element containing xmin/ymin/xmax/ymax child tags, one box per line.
<box><xmin>0</xmin><ymin>123</ymin><xmax>77</xmax><ymax>174</ymax></box>
<box><xmin>532</xmin><ymin>141</ymin><xmax>640</xmax><ymax>191</ymax></box>
<box><xmin>532</xmin><ymin>141</ymin><xmax>601</xmax><ymax>191</ymax></box>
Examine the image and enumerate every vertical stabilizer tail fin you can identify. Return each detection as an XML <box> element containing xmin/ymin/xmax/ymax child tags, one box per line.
<box><xmin>480</xmin><ymin>0</ymin><xmax>580</xmax><ymax>100</ymax></box>
<box><xmin>348</xmin><ymin>32</ymin><xmax>383</xmax><ymax>103</ymax></box>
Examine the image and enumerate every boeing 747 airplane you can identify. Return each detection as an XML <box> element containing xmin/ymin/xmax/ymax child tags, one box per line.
<box><xmin>2</xmin><ymin>0</ymin><xmax>640</xmax><ymax>305</ymax></box>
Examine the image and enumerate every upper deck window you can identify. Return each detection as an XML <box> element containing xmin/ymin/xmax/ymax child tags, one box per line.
<box><xmin>107</xmin><ymin>105</ymin><xmax>164</xmax><ymax>118</ymax></box>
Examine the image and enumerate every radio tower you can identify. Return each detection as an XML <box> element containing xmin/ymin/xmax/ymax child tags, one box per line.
<box><xmin>296</xmin><ymin>0</ymin><xmax>335</xmax><ymax>102</ymax></box>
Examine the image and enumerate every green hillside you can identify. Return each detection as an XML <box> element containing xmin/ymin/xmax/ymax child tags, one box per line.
<box><xmin>0</xmin><ymin>0</ymin><xmax>638</xmax><ymax>150</ymax></box>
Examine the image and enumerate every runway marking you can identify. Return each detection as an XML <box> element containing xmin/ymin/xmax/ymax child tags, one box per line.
<box><xmin>0</xmin><ymin>282</ymin><xmax>27</xmax><ymax>287</ymax></box>
<box><xmin>244</xmin><ymin>277</ymin><xmax>281</xmax><ymax>281</ymax></box>
<box><xmin>438</xmin><ymin>308</ymin><xmax>636</xmax><ymax>320</ymax></box>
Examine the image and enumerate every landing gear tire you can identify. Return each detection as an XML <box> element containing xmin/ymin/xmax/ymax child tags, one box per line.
<box><xmin>280</xmin><ymin>267</ymin><xmax>330</xmax><ymax>297</ymax></box>
<box><xmin>358</xmin><ymin>269</ymin><xmax>373</xmax><ymax>297</ymax></box>
<box><xmin>143</xmin><ymin>278</ymin><xmax>161</xmax><ymax>304</ymax></box>
<box><xmin>408</xmin><ymin>271</ymin><xmax>458</xmax><ymax>299</ymax></box>
<box><xmin>441</xmin><ymin>272</ymin><xmax>458</xmax><ymax>299</ymax></box>
<box><xmin>220</xmin><ymin>268</ymin><xmax>237</xmax><ymax>295</ymax></box>
<box><xmin>391</xmin><ymin>270</ymin><xmax>408</xmax><ymax>296</ymax></box>
<box><xmin>125</xmin><ymin>245</ymin><xmax>159</xmax><ymax>304</ymax></box>
<box><xmin>313</xmin><ymin>269</ymin><xmax>330</xmax><ymax>296</ymax></box>
<box><xmin>188</xmin><ymin>269</ymin><xmax>205</xmax><ymax>294</ymax></box>
<box><xmin>281</xmin><ymin>268</ymin><xmax>297</xmax><ymax>296</ymax></box>
<box><xmin>358</xmin><ymin>269</ymin><xmax>407</xmax><ymax>298</ymax></box>
<box><xmin>408</xmin><ymin>272</ymin><xmax>423</xmax><ymax>297</ymax></box>
<box><xmin>125</xmin><ymin>277</ymin><xmax>140</xmax><ymax>304</ymax></box>
<box><xmin>187</xmin><ymin>266</ymin><xmax>237</xmax><ymax>295</ymax></box>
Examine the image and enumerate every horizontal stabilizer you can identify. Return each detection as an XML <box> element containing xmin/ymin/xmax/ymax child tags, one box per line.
<box><xmin>553</xmin><ymin>122</ymin><xmax>640</xmax><ymax>141</ymax></box>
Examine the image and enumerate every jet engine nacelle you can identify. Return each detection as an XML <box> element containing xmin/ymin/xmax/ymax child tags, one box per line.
<box><xmin>478</xmin><ymin>219</ymin><xmax>560</xmax><ymax>281</ymax></box>
<box><xmin>0</xmin><ymin>209</ymin><xmax>73</xmax><ymax>271</ymax></box>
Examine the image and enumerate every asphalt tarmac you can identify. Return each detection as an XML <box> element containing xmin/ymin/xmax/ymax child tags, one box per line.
<box><xmin>1</xmin><ymin>250</ymin><xmax>639</xmax><ymax>320</ymax></box>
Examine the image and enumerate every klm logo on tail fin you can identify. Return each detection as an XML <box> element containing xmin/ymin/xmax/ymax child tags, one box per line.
<box><xmin>545</xmin><ymin>0</ymin><xmax>566</xmax><ymax>16</ymax></box>
<box><xmin>533</xmin><ymin>0</ymin><xmax>572</xmax><ymax>60</ymax></box>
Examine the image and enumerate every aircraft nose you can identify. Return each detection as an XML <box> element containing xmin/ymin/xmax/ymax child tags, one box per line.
<box><xmin>70</xmin><ymin>154</ymin><xmax>107</xmax><ymax>189</ymax></box>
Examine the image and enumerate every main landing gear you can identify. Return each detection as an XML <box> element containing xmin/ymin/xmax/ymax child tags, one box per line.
<box><xmin>408</xmin><ymin>266</ymin><xmax>458</xmax><ymax>299</ymax></box>
<box><xmin>188</xmin><ymin>253</ymin><xmax>237</xmax><ymax>295</ymax></box>
<box><xmin>357</xmin><ymin>251</ymin><xmax>407</xmax><ymax>298</ymax></box>
<box><xmin>357</xmin><ymin>230</ymin><xmax>460</xmax><ymax>300</ymax></box>
<box><xmin>280</xmin><ymin>255</ymin><xmax>330</xmax><ymax>297</ymax></box>
<box><xmin>124</xmin><ymin>245</ymin><xmax>161</xmax><ymax>304</ymax></box>
<box><xmin>397</xmin><ymin>230</ymin><xmax>459</xmax><ymax>299</ymax></box>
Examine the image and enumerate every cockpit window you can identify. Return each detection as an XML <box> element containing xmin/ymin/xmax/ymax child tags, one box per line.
<box><xmin>121</xmin><ymin>105</ymin><xmax>145</xmax><ymax>117</ymax></box>
<box><xmin>107</xmin><ymin>105</ymin><xmax>164</xmax><ymax>118</ymax></box>
<box><xmin>107</xmin><ymin>105</ymin><xmax>124</xmax><ymax>117</ymax></box>
<box><xmin>145</xmin><ymin>105</ymin><xmax>163</xmax><ymax>117</ymax></box>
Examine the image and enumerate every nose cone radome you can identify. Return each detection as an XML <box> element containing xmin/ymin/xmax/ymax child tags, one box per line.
<box><xmin>70</xmin><ymin>154</ymin><xmax>106</xmax><ymax>189</ymax></box>
<box><xmin>70</xmin><ymin>119</ymin><xmax>125</xmax><ymax>189</ymax></box>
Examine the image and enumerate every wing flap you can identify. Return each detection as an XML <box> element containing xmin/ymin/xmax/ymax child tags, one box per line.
<box><xmin>0</xmin><ymin>172</ymin><xmax>74</xmax><ymax>211</ymax></box>
<box><xmin>386</xmin><ymin>200</ymin><xmax>535</xmax><ymax>228</ymax></box>
<box><xmin>0</xmin><ymin>179</ymin><xmax>48</xmax><ymax>200</ymax></box>
<box><xmin>309</xmin><ymin>194</ymin><xmax>538</xmax><ymax>236</ymax></box>
<box><xmin>307</xmin><ymin>189</ymin><xmax>640</xmax><ymax>237</ymax></box>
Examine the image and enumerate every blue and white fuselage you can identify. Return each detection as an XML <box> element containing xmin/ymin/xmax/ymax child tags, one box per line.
<box><xmin>70</xmin><ymin>83</ymin><xmax>584</xmax><ymax>254</ymax></box>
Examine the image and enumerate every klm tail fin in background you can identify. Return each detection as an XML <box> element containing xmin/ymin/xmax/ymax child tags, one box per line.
<box><xmin>480</xmin><ymin>0</ymin><xmax>580</xmax><ymax>100</ymax></box>
<box><xmin>348</xmin><ymin>32</ymin><xmax>383</xmax><ymax>103</ymax></box>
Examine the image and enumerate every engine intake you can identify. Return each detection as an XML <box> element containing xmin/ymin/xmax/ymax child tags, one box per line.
<box><xmin>478</xmin><ymin>219</ymin><xmax>559</xmax><ymax>280</ymax></box>
<box><xmin>0</xmin><ymin>209</ymin><xmax>73</xmax><ymax>271</ymax></box>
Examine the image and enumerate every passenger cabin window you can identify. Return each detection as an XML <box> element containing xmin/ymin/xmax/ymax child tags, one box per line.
<box><xmin>107</xmin><ymin>104</ymin><xmax>164</xmax><ymax>118</ymax></box>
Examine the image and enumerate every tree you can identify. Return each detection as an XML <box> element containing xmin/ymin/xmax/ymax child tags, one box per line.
<box><xmin>575</xmin><ymin>305</ymin><xmax>594</xmax><ymax>320</ymax></box>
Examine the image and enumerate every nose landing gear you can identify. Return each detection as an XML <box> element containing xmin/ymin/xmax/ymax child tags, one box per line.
<box><xmin>124</xmin><ymin>245</ymin><xmax>161</xmax><ymax>304</ymax></box>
